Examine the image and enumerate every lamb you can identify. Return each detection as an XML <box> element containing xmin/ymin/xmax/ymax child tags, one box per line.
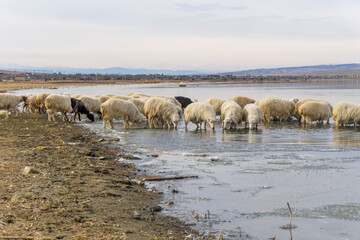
<box><xmin>0</xmin><ymin>93</ymin><xmax>28</xmax><ymax>118</ymax></box>
<box><xmin>243</xmin><ymin>104</ymin><xmax>263</xmax><ymax>129</ymax></box>
<box><xmin>35</xmin><ymin>93</ymin><xmax>50</xmax><ymax>114</ymax></box>
<box><xmin>78</xmin><ymin>96</ymin><xmax>102</xmax><ymax>118</ymax></box>
<box><xmin>100</xmin><ymin>99</ymin><xmax>147</xmax><ymax>129</ymax></box>
<box><xmin>332</xmin><ymin>102</ymin><xmax>360</xmax><ymax>127</ymax></box>
<box><xmin>205</xmin><ymin>98</ymin><xmax>226</xmax><ymax>116</ymax></box>
<box><xmin>184</xmin><ymin>102</ymin><xmax>216</xmax><ymax>131</ymax></box>
<box><xmin>70</xmin><ymin>98</ymin><xmax>94</xmax><ymax>122</ymax></box>
<box><xmin>298</xmin><ymin>101</ymin><xmax>332</xmax><ymax>125</ymax></box>
<box><xmin>143</xmin><ymin>97</ymin><xmax>180</xmax><ymax>129</ymax></box>
<box><xmin>229</xmin><ymin>96</ymin><xmax>255</xmax><ymax>109</ymax></box>
<box><xmin>127</xmin><ymin>98</ymin><xmax>146</xmax><ymax>115</ymax></box>
<box><xmin>175</xmin><ymin>96</ymin><xmax>194</xmax><ymax>110</ymax></box>
<box><xmin>45</xmin><ymin>94</ymin><xmax>73</xmax><ymax>121</ymax></box>
<box><xmin>295</xmin><ymin>98</ymin><xmax>332</xmax><ymax>123</ymax></box>
<box><xmin>220</xmin><ymin>100</ymin><xmax>243</xmax><ymax>129</ymax></box>
<box><xmin>255</xmin><ymin>96</ymin><xmax>296</xmax><ymax>122</ymax></box>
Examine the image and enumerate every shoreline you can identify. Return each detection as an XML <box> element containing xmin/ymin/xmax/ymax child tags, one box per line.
<box><xmin>0</xmin><ymin>114</ymin><xmax>203</xmax><ymax>239</ymax></box>
<box><xmin>1</xmin><ymin>78</ymin><xmax>360</xmax><ymax>92</ymax></box>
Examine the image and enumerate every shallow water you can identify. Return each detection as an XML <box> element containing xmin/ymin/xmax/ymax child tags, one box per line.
<box><xmin>15</xmin><ymin>81</ymin><xmax>360</xmax><ymax>239</ymax></box>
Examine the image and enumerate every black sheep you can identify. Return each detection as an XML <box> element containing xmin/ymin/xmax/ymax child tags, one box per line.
<box><xmin>71</xmin><ymin>98</ymin><xmax>95</xmax><ymax>122</ymax></box>
<box><xmin>174</xmin><ymin>96</ymin><xmax>194</xmax><ymax>110</ymax></box>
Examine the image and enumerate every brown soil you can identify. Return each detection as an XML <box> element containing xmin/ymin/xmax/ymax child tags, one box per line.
<box><xmin>0</xmin><ymin>114</ymin><xmax>204</xmax><ymax>240</ymax></box>
<box><xmin>0</xmin><ymin>80</ymin><xmax>165</xmax><ymax>92</ymax></box>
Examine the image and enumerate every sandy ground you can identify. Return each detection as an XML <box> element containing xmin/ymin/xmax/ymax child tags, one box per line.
<box><xmin>0</xmin><ymin>114</ymin><xmax>205</xmax><ymax>239</ymax></box>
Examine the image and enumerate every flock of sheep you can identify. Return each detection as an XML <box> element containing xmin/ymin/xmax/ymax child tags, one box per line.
<box><xmin>0</xmin><ymin>92</ymin><xmax>359</xmax><ymax>130</ymax></box>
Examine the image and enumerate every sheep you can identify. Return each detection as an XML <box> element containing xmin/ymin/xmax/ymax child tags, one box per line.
<box><xmin>126</xmin><ymin>92</ymin><xmax>151</xmax><ymax>98</ymax></box>
<box><xmin>100</xmin><ymin>99</ymin><xmax>147</xmax><ymax>129</ymax></box>
<box><xmin>22</xmin><ymin>93</ymin><xmax>35</xmax><ymax>112</ymax></box>
<box><xmin>295</xmin><ymin>98</ymin><xmax>332</xmax><ymax>123</ymax></box>
<box><xmin>143</xmin><ymin>97</ymin><xmax>180</xmax><ymax>129</ymax></box>
<box><xmin>97</xmin><ymin>95</ymin><xmax>111</xmax><ymax>103</ymax></box>
<box><xmin>78</xmin><ymin>96</ymin><xmax>102</xmax><ymax>118</ymax></box>
<box><xmin>175</xmin><ymin>96</ymin><xmax>194</xmax><ymax>110</ymax></box>
<box><xmin>0</xmin><ymin>93</ymin><xmax>28</xmax><ymax>118</ymax></box>
<box><xmin>71</xmin><ymin>94</ymin><xmax>83</xmax><ymax>99</ymax></box>
<box><xmin>255</xmin><ymin>96</ymin><xmax>296</xmax><ymax>122</ymax></box>
<box><xmin>184</xmin><ymin>102</ymin><xmax>216</xmax><ymax>131</ymax></box>
<box><xmin>220</xmin><ymin>100</ymin><xmax>243</xmax><ymax>129</ymax></box>
<box><xmin>103</xmin><ymin>93</ymin><xmax>116</xmax><ymax>97</ymax></box>
<box><xmin>243</xmin><ymin>104</ymin><xmax>263</xmax><ymax>129</ymax></box>
<box><xmin>229</xmin><ymin>96</ymin><xmax>255</xmax><ymax>109</ymax></box>
<box><xmin>45</xmin><ymin>94</ymin><xmax>73</xmax><ymax>122</ymax></box>
<box><xmin>154</xmin><ymin>96</ymin><xmax>182</xmax><ymax>113</ymax></box>
<box><xmin>205</xmin><ymin>98</ymin><xmax>226</xmax><ymax>116</ymax></box>
<box><xmin>35</xmin><ymin>93</ymin><xmax>50</xmax><ymax>114</ymax></box>
<box><xmin>127</xmin><ymin>98</ymin><xmax>146</xmax><ymax>115</ymax></box>
<box><xmin>26</xmin><ymin>94</ymin><xmax>40</xmax><ymax>113</ymax></box>
<box><xmin>298</xmin><ymin>101</ymin><xmax>332</xmax><ymax>125</ymax></box>
<box><xmin>71</xmin><ymin>98</ymin><xmax>94</xmax><ymax>122</ymax></box>
<box><xmin>332</xmin><ymin>102</ymin><xmax>360</xmax><ymax>127</ymax></box>
<box><xmin>111</xmin><ymin>95</ymin><xmax>132</xmax><ymax>100</ymax></box>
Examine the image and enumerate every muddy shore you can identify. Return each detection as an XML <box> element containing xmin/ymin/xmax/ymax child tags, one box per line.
<box><xmin>0</xmin><ymin>114</ymin><xmax>204</xmax><ymax>239</ymax></box>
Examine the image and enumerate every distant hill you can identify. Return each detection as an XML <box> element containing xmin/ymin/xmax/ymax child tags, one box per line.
<box><xmin>220</xmin><ymin>63</ymin><xmax>360</xmax><ymax>75</ymax></box>
<box><xmin>0</xmin><ymin>64</ymin><xmax>203</xmax><ymax>75</ymax></box>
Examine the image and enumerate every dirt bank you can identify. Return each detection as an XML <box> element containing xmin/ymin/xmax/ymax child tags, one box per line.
<box><xmin>0</xmin><ymin>114</ymin><xmax>204</xmax><ymax>239</ymax></box>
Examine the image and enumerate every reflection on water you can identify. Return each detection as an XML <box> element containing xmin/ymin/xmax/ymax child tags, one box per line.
<box><xmin>333</xmin><ymin>128</ymin><xmax>360</xmax><ymax>146</ymax></box>
<box><xmin>14</xmin><ymin>81</ymin><xmax>360</xmax><ymax>239</ymax></box>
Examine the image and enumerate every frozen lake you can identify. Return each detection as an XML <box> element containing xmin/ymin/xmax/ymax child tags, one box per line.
<box><xmin>15</xmin><ymin>81</ymin><xmax>360</xmax><ymax>239</ymax></box>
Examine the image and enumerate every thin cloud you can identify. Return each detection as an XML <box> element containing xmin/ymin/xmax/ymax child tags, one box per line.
<box><xmin>175</xmin><ymin>3</ymin><xmax>247</xmax><ymax>12</ymax></box>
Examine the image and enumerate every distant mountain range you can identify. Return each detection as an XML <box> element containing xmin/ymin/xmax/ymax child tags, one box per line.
<box><xmin>220</xmin><ymin>63</ymin><xmax>360</xmax><ymax>75</ymax></box>
<box><xmin>1</xmin><ymin>63</ymin><xmax>360</xmax><ymax>75</ymax></box>
<box><xmin>0</xmin><ymin>64</ymin><xmax>204</xmax><ymax>75</ymax></box>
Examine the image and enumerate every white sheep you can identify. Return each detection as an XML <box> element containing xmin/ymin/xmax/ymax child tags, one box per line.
<box><xmin>111</xmin><ymin>95</ymin><xmax>132</xmax><ymax>100</ymax></box>
<box><xmin>27</xmin><ymin>94</ymin><xmax>42</xmax><ymax>113</ymax></box>
<box><xmin>332</xmin><ymin>102</ymin><xmax>360</xmax><ymax>127</ymax></box>
<box><xmin>298</xmin><ymin>101</ymin><xmax>332</xmax><ymax>125</ymax></box>
<box><xmin>255</xmin><ymin>96</ymin><xmax>296</xmax><ymax>122</ymax></box>
<box><xmin>220</xmin><ymin>100</ymin><xmax>243</xmax><ymax>129</ymax></box>
<box><xmin>229</xmin><ymin>96</ymin><xmax>256</xmax><ymax>109</ymax></box>
<box><xmin>35</xmin><ymin>93</ymin><xmax>51</xmax><ymax>114</ymax></box>
<box><xmin>78</xmin><ymin>96</ymin><xmax>102</xmax><ymax>118</ymax></box>
<box><xmin>144</xmin><ymin>97</ymin><xmax>180</xmax><ymax>129</ymax></box>
<box><xmin>243</xmin><ymin>104</ymin><xmax>263</xmax><ymax>129</ymax></box>
<box><xmin>100</xmin><ymin>99</ymin><xmax>147</xmax><ymax>129</ymax></box>
<box><xmin>97</xmin><ymin>95</ymin><xmax>111</xmax><ymax>103</ymax></box>
<box><xmin>295</xmin><ymin>98</ymin><xmax>332</xmax><ymax>123</ymax></box>
<box><xmin>205</xmin><ymin>98</ymin><xmax>226</xmax><ymax>116</ymax></box>
<box><xmin>45</xmin><ymin>94</ymin><xmax>73</xmax><ymax>122</ymax></box>
<box><xmin>22</xmin><ymin>93</ymin><xmax>35</xmax><ymax>112</ymax></box>
<box><xmin>0</xmin><ymin>93</ymin><xmax>28</xmax><ymax>118</ymax></box>
<box><xmin>154</xmin><ymin>96</ymin><xmax>182</xmax><ymax>113</ymax></box>
<box><xmin>184</xmin><ymin>102</ymin><xmax>216</xmax><ymax>131</ymax></box>
<box><xmin>71</xmin><ymin>94</ymin><xmax>83</xmax><ymax>99</ymax></box>
<box><xmin>128</xmin><ymin>98</ymin><xmax>146</xmax><ymax>115</ymax></box>
<box><xmin>126</xmin><ymin>92</ymin><xmax>151</xmax><ymax>98</ymax></box>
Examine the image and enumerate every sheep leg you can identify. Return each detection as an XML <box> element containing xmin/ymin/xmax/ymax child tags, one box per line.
<box><xmin>185</xmin><ymin>121</ymin><xmax>188</xmax><ymax>131</ymax></box>
<box><xmin>109</xmin><ymin>119</ymin><xmax>114</xmax><ymax>129</ymax></box>
<box><xmin>102</xmin><ymin>115</ymin><xmax>108</xmax><ymax>129</ymax></box>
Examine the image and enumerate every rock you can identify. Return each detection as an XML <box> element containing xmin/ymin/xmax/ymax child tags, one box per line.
<box><xmin>108</xmin><ymin>137</ymin><xmax>120</xmax><ymax>142</ymax></box>
<box><xmin>165</xmin><ymin>201</ymin><xmax>174</xmax><ymax>206</ymax></box>
<box><xmin>22</xmin><ymin>166</ymin><xmax>40</xmax><ymax>175</ymax></box>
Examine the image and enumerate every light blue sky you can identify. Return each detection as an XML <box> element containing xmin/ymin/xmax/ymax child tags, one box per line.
<box><xmin>1</xmin><ymin>0</ymin><xmax>359</xmax><ymax>71</ymax></box>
